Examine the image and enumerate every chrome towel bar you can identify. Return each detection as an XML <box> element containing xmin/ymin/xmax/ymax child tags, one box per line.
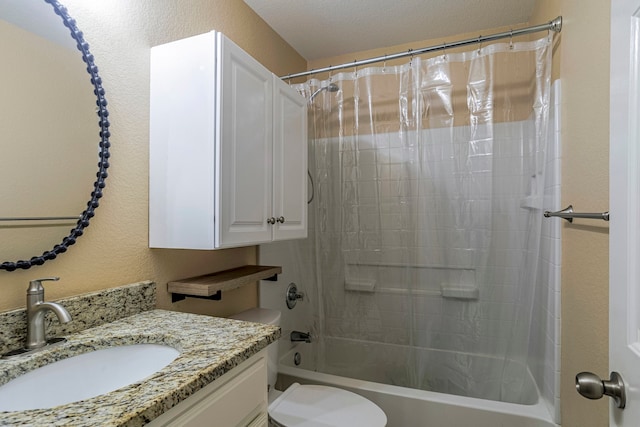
<box><xmin>543</xmin><ymin>205</ymin><xmax>609</xmax><ymax>223</ymax></box>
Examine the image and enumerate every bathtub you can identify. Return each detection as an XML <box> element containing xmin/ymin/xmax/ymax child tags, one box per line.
<box><xmin>276</xmin><ymin>338</ymin><xmax>557</xmax><ymax>427</ymax></box>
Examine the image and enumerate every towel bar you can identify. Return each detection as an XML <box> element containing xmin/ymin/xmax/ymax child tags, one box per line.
<box><xmin>543</xmin><ymin>205</ymin><xmax>609</xmax><ymax>223</ymax></box>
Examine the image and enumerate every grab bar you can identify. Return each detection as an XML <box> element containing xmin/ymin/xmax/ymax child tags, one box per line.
<box><xmin>543</xmin><ymin>205</ymin><xmax>609</xmax><ymax>223</ymax></box>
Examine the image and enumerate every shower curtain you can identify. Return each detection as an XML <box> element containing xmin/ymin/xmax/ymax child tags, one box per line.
<box><xmin>294</xmin><ymin>35</ymin><xmax>552</xmax><ymax>404</ymax></box>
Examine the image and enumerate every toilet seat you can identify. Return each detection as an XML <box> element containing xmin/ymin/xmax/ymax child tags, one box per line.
<box><xmin>268</xmin><ymin>383</ymin><xmax>387</xmax><ymax>427</ymax></box>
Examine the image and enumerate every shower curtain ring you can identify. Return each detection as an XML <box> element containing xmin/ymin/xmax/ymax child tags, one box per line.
<box><xmin>442</xmin><ymin>42</ymin><xmax>448</xmax><ymax>60</ymax></box>
<box><xmin>383</xmin><ymin>54</ymin><xmax>387</xmax><ymax>72</ymax></box>
<box><xmin>509</xmin><ymin>29</ymin><xmax>514</xmax><ymax>50</ymax></box>
<box><xmin>477</xmin><ymin>36</ymin><xmax>482</xmax><ymax>54</ymax></box>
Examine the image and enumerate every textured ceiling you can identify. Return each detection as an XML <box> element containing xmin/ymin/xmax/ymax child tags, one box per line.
<box><xmin>243</xmin><ymin>0</ymin><xmax>538</xmax><ymax>61</ymax></box>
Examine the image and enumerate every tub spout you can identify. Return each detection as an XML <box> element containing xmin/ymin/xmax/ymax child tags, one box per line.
<box><xmin>290</xmin><ymin>331</ymin><xmax>312</xmax><ymax>343</ymax></box>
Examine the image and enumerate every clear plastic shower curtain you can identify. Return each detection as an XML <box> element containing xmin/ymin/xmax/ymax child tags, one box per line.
<box><xmin>295</xmin><ymin>35</ymin><xmax>551</xmax><ymax>404</ymax></box>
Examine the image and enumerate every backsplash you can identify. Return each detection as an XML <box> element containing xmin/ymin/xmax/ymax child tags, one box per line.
<box><xmin>0</xmin><ymin>281</ymin><xmax>156</xmax><ymax>355</ymax></box>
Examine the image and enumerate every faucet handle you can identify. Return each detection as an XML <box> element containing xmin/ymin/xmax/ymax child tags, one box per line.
<box><xmin>286</xmin><ymin>283</ymin><xmax>305</xmax><ymax>309</ymax></box>
<box><xmin>28</xmin><ymin>277</ymin><xmax>60</xmax><ymax>293</ymax></box>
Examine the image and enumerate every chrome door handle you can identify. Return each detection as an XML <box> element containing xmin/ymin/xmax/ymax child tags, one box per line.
<box><xmin>575</xmin><ymin>371</ymin><xmax>626</xmax><ymax>409</ymax></box>
<box><xmin>276</xmin><ymin>216</ymin><xmax>285</xmax><ymax>224</ymax></box>
<box><xmin>267</xmin><ymin>217</ymin><xmax>276</xmax><ymax>225</ymax></box>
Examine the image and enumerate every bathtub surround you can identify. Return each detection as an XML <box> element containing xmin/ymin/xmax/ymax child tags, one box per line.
<box><xmin>264</xmin><ymin>100</ymin><xmax>561</xmax><ymax>421</ymax></box>
<box><xmin>261</xmin><ymin>34</ymin><xmax>559</xmax><ymax>423</ymax></box>
<box><xmin>0</xmin><ymin>281</ymin><xmax>155</xmax><ymax>355</ymax></box>
<box><xmin>283</xmin><ymin>337</ymin><xmax>541</xmax><ymax>404</ymax></box>
<box><xmin>529</xmin><ymin>79</ymin><xmax>562</xmax><ymax>422</ymax></box>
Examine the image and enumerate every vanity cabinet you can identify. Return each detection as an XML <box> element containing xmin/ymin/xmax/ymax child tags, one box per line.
<box><xmin>149</xmin><ymin>31</ymin><xmax>307</xmax><ymax>250</ymax></box>
<box><xmin>148</xmin><ymin>350</ymin><xmax>268</xmax><ymax>427</ymax></box>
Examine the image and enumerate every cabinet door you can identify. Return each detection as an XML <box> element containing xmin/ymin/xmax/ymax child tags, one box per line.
<box><xmin>217</xmin><ymin>34</ymin><xmax>273</xmax><ymax>247</ymax></box>
<box><xmin>272</xmin><ymin>77</ymin><xmax>308</xmax><ymax>241</ymax></box>
<box><xmin>147</xmin><ymin>352</ymin><xmax>268</xmax><ymax>427</ymax></box>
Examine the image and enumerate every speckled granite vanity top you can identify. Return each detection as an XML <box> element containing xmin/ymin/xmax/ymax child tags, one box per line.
<box><xmin>0</xmin><ymin>283</ymin><xmax>280</xmax><ymax>426</ymax></box>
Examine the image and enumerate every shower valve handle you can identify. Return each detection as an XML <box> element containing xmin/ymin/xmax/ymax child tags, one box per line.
<box><xmin>575</xmin><ymin>371</ymin><xmax>626</xmax><ymax>409</ymax></box>
<box><xmin>286</xmin><ymin>283</ymin><xmax>304</xmax><ymax>309</ymax></box>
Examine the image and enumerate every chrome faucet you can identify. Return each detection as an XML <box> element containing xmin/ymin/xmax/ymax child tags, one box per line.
<box><xmin>290</xmin><ymin>331</ymin><xmax>312</xmax><ymax>343</ymax></box>
<box><xmin>25</xmin><ymin>277</ymin><xmax>72</xmax><ymax>350</ymax></box>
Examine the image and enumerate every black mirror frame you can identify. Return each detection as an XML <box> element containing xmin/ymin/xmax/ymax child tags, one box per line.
<box><xmin>1</xmin><ymin>0</ymin><xmax>110</xmax><ymax>271</ymax></box>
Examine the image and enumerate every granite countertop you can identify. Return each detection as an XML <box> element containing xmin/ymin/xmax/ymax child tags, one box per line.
<box><xmin>0</xmin><ymin>309</ymin><xmax>280</xmax><ymax>426</ymax></box>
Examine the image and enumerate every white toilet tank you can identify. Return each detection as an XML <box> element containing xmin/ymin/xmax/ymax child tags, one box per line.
<box><xmin>229</xmin><ymin>308</ymin><xmax>281</xmax><ymax>389</ymax></box>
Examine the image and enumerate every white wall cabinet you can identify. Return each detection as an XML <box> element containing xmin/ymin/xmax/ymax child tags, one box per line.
<box><xmin>147</xmin><ymin>350</ymin><xmax>268</xmax><ymax>427</ymax></box>
<box><xmin>150</xmin><ymin>31</ymin><xmax>307</xmax><ymax>249</ymax></box>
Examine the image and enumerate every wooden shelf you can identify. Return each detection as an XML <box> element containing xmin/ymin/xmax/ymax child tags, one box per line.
<box><xmin>168</xmin><ymin>265</ymin><xmax>281</xmax><ymax>302</ymax></box>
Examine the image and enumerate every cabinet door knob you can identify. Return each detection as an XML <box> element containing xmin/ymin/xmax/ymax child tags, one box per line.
<box><xmin>267</xmin><ymin>217</ymin><xmax>276</xmax><ymax>225</ymax></box>
<box><xmin>276</xmin><ymin>216</ymin><xmax>285</xmax><ymax>224</ymax></box>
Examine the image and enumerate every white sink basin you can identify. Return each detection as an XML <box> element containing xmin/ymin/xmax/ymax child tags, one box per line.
<box><xmin>0</xmin><ymin>344</ymin><xmax>180</xmax><ymax>411</ymax></box>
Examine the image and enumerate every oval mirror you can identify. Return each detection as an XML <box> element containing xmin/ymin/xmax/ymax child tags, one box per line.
<box><xmin>0</xmin><ymin>0</ymin><xmax>110</xmax><ymax>271</ymax></box>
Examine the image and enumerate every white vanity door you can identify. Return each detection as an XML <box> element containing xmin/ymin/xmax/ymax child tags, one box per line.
<box><xmin>147</xmin><ymin>351</ymin><xmax>268</xmax><ymax>427</ymax></box>
<box><xmin>272</xmin><ymin>76</ymin><xmax>308</xmax><ymax>241</ymax></box>
<box><xmin>217</xmin><ymin>33</ymin><xmax>273</xmax><ymax>248</ymax></box>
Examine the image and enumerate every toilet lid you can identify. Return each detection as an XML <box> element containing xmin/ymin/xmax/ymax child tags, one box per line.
<box><xmin>269</xmin><ymin>383</ymin><xmax>387</xmax><ymax>427</ymax></box>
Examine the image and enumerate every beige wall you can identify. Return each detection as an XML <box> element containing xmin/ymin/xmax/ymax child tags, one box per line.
<box><xmin>0</xmin><ymin>0</ymin><xmax>306</xmax><ymax>316</ymax></box>
<box><xmin>531</xmin><ymin>1</ymin><xmax>611</xmax><ymax>426</ymax></box>
<box><xmin>310</xmin><ymin>2</ymin><xmax>611</xmax><ymax>426</ymax></box>
<box><xmin>307</xmin><ymin>24</ymin><xmax>521</xmax><ymax>80</ymax></box>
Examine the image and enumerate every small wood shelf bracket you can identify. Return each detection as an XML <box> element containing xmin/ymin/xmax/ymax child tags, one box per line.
<box><xmin>168</xmin><ymin>265</ymin><xmax>282</xmax><ymax>303</ymax></box>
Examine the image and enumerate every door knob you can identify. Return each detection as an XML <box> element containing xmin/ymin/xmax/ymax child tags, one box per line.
<box><xmin>575</xmin><ymin>371</ymin><xmax>626</xmax><ymax>409</ymax></box>
<box><xmin>267</xmin><ymin>217</ymin><xmax>276</xmax><ymax>225</ymax></box>
<box><xmin>276</xmin><ymin>216</ymin><xmax>285</xmax><ymax>223</ymax></box>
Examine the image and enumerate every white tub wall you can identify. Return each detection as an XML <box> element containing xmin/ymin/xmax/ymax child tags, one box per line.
<box><xmin>527</xmin><ymin>79</ymin><xmax>562</xmax><ymax>424</ymax></box>
<box><xmin>278</xmin><ymin>343</ymin><xmax>558</xmax><ymax>427</ymax></box>
<box><xmin>283</xmin><ymin>336</ymin><xmax>540</xmax><ymax>404</ymax></box>
<box><xmin>318</xmin><ymin>120</ymin><xmax>553</xmax><ymax>357</ymax></box>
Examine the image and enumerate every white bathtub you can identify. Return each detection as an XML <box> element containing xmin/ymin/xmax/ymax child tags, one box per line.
<box><xmin>276</xmin><ymin>338</ymin><xmax>557</xmax><ymax>427</ymax></box>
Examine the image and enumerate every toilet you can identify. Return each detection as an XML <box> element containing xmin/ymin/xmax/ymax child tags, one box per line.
<box><xmin>230</xmin><ymin>308</ymin><xmax>387</xmax><ymax>427</ymax></box>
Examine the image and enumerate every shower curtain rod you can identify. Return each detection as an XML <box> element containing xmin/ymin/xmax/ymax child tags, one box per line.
<box><xmin>282</xmin><ymin>16</ymin><xmax>562</xmax><ymax>80</ymax></box>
